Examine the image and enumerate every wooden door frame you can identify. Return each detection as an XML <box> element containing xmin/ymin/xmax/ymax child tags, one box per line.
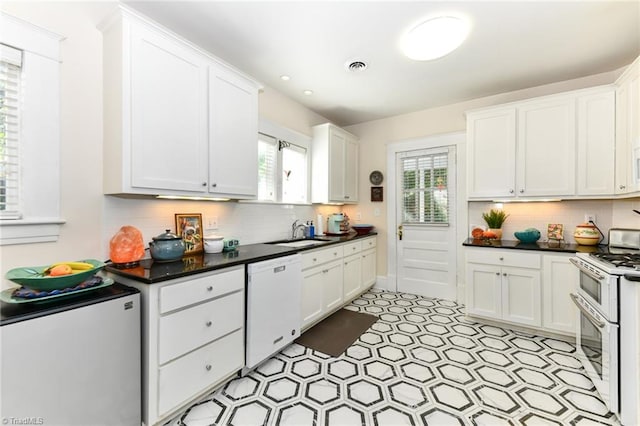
<box><xmin>386</xmin><ymin>132</ymin><xmax>467</xmax><ymax>302</ymax></box>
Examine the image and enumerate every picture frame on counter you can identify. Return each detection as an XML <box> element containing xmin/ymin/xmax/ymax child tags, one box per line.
<box><xmin>175</xmin><ymin>213</ymin><xmax>204</xmax><ymax>254</ymax></box>
<box><xmin>547</xmin><ymin>223</ymin><xmax>564</xmax><ymax>241</ymax></box>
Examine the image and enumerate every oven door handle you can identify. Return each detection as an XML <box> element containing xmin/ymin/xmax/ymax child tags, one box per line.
<box><xmin>569</xmin><ymin>257</ymin><xmax>605</xmax><ymax>281</ymax></box>
<box><xmin>570</xmin><ymin>293</ymin><xmax>605</xmax><ymax>329</ymax></box>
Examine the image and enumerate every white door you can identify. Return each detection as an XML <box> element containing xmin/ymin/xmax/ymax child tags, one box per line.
<box><xmin>395</xmin><ymin>147</ymin><xmax>457</xmax><ymax>299</ymax></box>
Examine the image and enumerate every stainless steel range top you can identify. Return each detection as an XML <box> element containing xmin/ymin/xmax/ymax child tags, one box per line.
<box><xmin>590</xmin><ymin>252</ymin><xmax>640</xmax><ymax>270</ymax></box>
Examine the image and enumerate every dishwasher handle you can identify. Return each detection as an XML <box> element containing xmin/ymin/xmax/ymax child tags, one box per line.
<box><xmin>274</xmin><ymin>265</ymin><xmax>286</xmax><ymax>273</ymax></box>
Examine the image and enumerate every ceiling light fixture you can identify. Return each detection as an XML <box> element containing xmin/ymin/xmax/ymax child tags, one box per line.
<box><xmin>401</xmin><ymin>15</ymin><xmax>470</xmax><ymax>61</ymax></box>
<box><xmin>303</xmin><ymin>89</ymin><xmax>313</xmax><ymax>96</ymax></box>
<box><xmin>280</xmin><ymin>75</ymin><xmax>290</xmax><ymax>81</ymax></box>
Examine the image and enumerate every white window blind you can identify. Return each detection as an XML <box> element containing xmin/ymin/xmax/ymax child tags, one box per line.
<box><xmin>282</xmin><ymin>143</ymin><xmax>307</xmax><ymax>203</ymax></box>
<box><xmin>258</xmin><ymin>133</ymin><xmax>277</xmax><ymax>201</ymax></box>
<box><xmin>401</xmin><ymin>149</ymin><xmax>449</xmax><ymax>225</ymax></box>
<box><xmin>0</xmin><ymin>43</ymin><xmax>22</xmax><ymax>219</ymax></box>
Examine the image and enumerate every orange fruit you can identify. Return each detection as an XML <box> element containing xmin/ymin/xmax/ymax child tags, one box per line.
<box><xmin>48</xmin><ymin>264</ymin><xmax>73</xmax><ymax>276</ymax></box>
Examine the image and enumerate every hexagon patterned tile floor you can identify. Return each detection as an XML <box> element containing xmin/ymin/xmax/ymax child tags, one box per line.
<box><xmin>165</xmin><ymin>289</ymin><xmax>621</xmax><ymax>425</ymax></box>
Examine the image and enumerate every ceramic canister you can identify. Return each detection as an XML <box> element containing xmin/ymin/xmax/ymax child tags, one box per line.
<box><xmin>573</xmin><ymin>223</ymin><xmax>600</xmax><ymax>246</ymax></box>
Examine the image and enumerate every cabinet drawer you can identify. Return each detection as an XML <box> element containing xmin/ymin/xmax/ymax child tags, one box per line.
<box><xmin>361</xmin><ymin>237</ymin><xmax>376</xmax><ymax>250</ymax></box>
<box><xmin>302</xmin><ymin>245</ymin><xmax>344</xmax><ymax>270</ymax></box>
<box><xmin>159</xmin><ymin>291</ymin><xmax>244</xmax><ymax>364</ymax></box>
<box><xmin>466</xmin><ymin>249</ymin><xmax>540</xmax><ymax>269</ymax></box>
<box><xmin>158</xmin><ymin>329</ymin><xmax>243</xmax><ymax>416</ymax></box>
<box><xmin>160</xmin><ymin>266</ymin><xmax>244</xmax><ymax>314</ymax></box>
<box><xmin>343</xmin><ymin>241</ymin><xmax>362</xmax><ymax>256</ymax></box>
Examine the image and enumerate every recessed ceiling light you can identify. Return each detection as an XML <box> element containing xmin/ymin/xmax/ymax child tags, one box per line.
<box><xmin>401</xmin><ymin>15</ymin><xmax>470</xmax><ymax>61</ymax></box>
<box><xmin>303</xmin><ymin>90</ymin><xmax>313</xmax><ymax>96</ymax></box>
<box><xmin>280</xmin><ymin>75</ymin><xmax>290</xmax><ymax>81</ymax></box>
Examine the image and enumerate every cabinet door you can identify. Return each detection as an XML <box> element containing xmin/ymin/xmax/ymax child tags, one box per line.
<box><xmin>301</xmin><ymin>267</ymin><xmax>325</xmax><ymax>329</ymax></box>
<box><xmin>328</xmin><ymin>128</ymin><xmax>346</xmax><ymax>201</ymax></box>
<box><xmin>465</xmin><ymin>263</ymin><xmax>501</xmax><ymax>319</ymax></box>
<box><xmin>343</xmin><ymin>137</ymin><xmax>359</xmax><ymax>202</ymax></box>
<box><xmin>501</xmin><ymin>266</ymin><xmax>541</xmax><ymax>327</ymax></box>
<box><xmin>361</xmin><ymin>248</ymin><xmax>377</xmax><ymax>289</ymax></box>
<box><xmin>323</xmin><ymin>260</ymin><xmax>344</xmax><ymax>313</ymax></box>
<box><xmin>577</xmin><ymin>90</ymin><xmax>615</xmax><ymax>195</ymax></box>
<box><xmin>209</xmin><ymin>64</ymin><xmax>258</xmax><ymax>198</ymax></box>
<box><xmin>466</xmin><ymin>108</ymin><xmax>516</xmax><ymax>198</ymax></box>
<box><xmin>343</xmin><ymin>253</ymin><xmax>362</xmax><ymax>301</ymax></box>
<box><xmin>517</xmin><ymin>98</ymin><xmax>576</xmax><ymax>196</ymax></box>
<box><xmin>542</xmin><ymin>255</ymin><xmax>578</xmax><ymax>335</ymax></box>
<box><xmin>130</xmin><ymin>23</ymin><xmax>208</xmax><ymax>192</ymax></box>
<box><xmin>616</xmin><ymin>80</ymin><xmax>632</xmax><ymax>194</ymax></box>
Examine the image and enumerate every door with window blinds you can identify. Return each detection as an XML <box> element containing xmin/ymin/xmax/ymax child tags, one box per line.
<box><xmin>395</xmin><ymin>147</ymin><xmax>457</xmax><ymax>299</ymax></box>
<box><xmin>0</xmin><ymin>43</ymin><xmax>21</xmax><ymax>218</ymax></box>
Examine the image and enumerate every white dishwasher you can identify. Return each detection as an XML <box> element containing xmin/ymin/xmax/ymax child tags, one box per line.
<box><xmin>245</xmin><ymin>254</ymin><xmax>302</xmax><ymax>372</ymax></box>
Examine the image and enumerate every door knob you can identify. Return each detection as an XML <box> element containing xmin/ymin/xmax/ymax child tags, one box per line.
<box><xmin>398</xmin><ymin>225</ymin><xmax>403</xmax><ymax>241</ymax></box>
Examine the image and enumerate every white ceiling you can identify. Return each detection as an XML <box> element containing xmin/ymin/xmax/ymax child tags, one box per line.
<box><xmin>125</xmin><ymin>1</ymin><xmax>640</xmax><ymax>126</ymax></box>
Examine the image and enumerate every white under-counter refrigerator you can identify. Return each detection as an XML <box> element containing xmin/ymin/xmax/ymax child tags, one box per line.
<box><xmin>1</xmin><ymin>283</ymin><xmax>141</xmax><ymax>425</ymax></box>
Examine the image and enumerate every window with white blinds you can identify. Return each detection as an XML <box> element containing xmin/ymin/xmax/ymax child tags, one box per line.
<box><xmin>401</xmin><ymin>150</ymin><xmax>449</xmax><ymax>225</ymax></box>
<box><xmin>0</xmin><ymin>43</ymin><xmax>22</xmax><ymax>219</ymax></box>
<box><xmin>257</xmin><ymin>130</ymin><xmax>308</xmax><ymax>203</ymax></box>
<box><xmin>258</xmin><ymin>133</ymin><xmax>277</xmax><ymax>201</ymax></box>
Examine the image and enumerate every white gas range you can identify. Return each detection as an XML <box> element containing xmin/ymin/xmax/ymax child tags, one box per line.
<box><xmin>570</xmin><ymin>228</ymin><xmax>640</xmax><ymax>424</ymax></box>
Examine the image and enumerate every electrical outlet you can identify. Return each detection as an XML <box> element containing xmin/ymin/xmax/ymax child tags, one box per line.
<box><xmin>206</xmin><ymin>216</ymin><xmax>219</xmax><ymax>229</ymax></box>
<box><xmin>584</xmin><ymin>213</ymin><xmax>596</xmax><ymax>223</ymax></box>
<box><xmin>356</xmin><ymin>211</ymin><xmax>362</xmax><ymax>221</ymax></box>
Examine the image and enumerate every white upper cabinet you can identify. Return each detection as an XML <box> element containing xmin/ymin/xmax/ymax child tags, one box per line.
<box><xmin>312</xmin><ymin>123</ymin><xmax>359</xmax><ymax>204</ymax></box>
<box><xmin>101</xmin><ymin>7</ymin><xmax>259</xmax><ymax>198</ymax></box>
<box><xmin>466</xmin><ymin>107</ymin><xmax>516</xmax><ymax>198</ymax></box>
<box><xmin>577</xmin><ymin>89</ymin><xmax>615</xmax><ymax>195</ymax></box>
<box><xmin>208</xmin><ymin>64</ymin><xmax>258</xmax><ymax>198</ymax></box>
<box><xmin>615</xmin><ymin>56</ymin><xmax>640</xmax><ymax>195</ymax></box>
<box><xmin>466</xmin><ymin>85</ymin><xmax>616</xmax><ymax>200</ymax></box>
<box><xmin>517</xmin><ymin>96</ymin><xmax>576</xmax><ymax>197</ymax></box>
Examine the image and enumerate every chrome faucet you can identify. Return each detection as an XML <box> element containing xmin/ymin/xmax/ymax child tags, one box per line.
<box><xmin>291</xmin><ymin>219</ymin><xmax>307</xmax><ymax>239</ymax></box>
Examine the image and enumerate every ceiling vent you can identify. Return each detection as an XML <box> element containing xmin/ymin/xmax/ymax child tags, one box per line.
<box><xmin>345</xmin><ymin>59</ymin><xmax>368</xmax><ymax>72</ymax></box>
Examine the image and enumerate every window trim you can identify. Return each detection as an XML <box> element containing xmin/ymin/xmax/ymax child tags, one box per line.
<box><xmin>251</xmin><ymin>118</ymin><xmax>311</xmax><ymax>205</ymax></box>
<box><xmin>0</xmin><ymin>12</ymin><xmax>65</xmax><ymax>245</ymax></box>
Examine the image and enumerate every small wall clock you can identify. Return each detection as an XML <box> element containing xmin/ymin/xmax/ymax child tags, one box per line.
<box><xmin>369</xmin><ymin>170</ymin><xmax>384</xmax><ymax>185</ymax></box>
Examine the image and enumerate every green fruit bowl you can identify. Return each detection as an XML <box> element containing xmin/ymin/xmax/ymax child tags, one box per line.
<box><xmin>514</xmin><ymin>229</ymin><xmax>541</xmax><ymax>244</ymax></box>
<box><xmin>5</xmin><ymin>259</ymin><xmax>105</xmax><ymax>291</ymax></box>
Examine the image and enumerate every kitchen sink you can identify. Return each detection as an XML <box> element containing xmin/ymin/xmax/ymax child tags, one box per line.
<box><xmin>266</xmin><ymin>238</ymin><xmax>333</xmax><ymax>248</ymax></box>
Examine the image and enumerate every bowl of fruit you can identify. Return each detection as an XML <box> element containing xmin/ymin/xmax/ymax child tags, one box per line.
<box><xmin>5</xmin><ymin>259</ymin><xmax>105</xmax><ymax>291</ymax></box>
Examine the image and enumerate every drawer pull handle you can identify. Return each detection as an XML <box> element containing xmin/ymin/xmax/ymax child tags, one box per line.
<box><xmin>205</xmin><ymin>364</ymin><xmax>212</xmax><ymax>371</ymax></box>
<box><xmin>273</xmin><ymin>335</ymin><xmax>283</xmax><ymax>344</ymax></box>
<box><xmin>322</xmin><ymin>269</ymin><xmax>329</xmax><ymax>273</ymax></box>
<box><xmin>274</xmin><ymin>265</ymin><xmax>286</xmax><ymax>273</ymax></box>
<box><xmin>206</xmin><ymin>321</ymin><xmax>212</xmax><ymax>327</ymax></box>
<box><xmin>207</xmin><ymin>286</ymin><xmax>213</xmax><ymax>291</ymax></box>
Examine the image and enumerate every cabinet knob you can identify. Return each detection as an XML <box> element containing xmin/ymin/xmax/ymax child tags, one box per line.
<box><xmin>334</xmin><ymin>252</ymin><xmax>338</xmax><ymax>256</ymax></box>
<box><xmin>620</xmin><ymin>185</ymin><xmax>626</xmax><ymax>190</ymax></box>
<box><xmin>503</xmin><ymin>273</ymin><xmax>507</xmax><ymax>276</ymax></box>
<box><xmin>207</xmin><ymin>286</ymin><xmax>213</xmax><ymax>291</ymax></box>
<box><xmin>519</xmin><ymin>189</ymin><xmax>524</xmax><ymax>194</ymax></box>
<box><xmin>202</xmin><ymin>182</ymin><xmax>207</xmax><ymax>186</ymax></box>
<box><xmin>495</xmin><ymin>272</ymin><xmax>500</xmax><ymax>276</ymax></box>
<box><xmin>206</xmin><ymin>321</ymin><xmax>212</xmax><ymax>327</ymax></box>
<box><xmin>509</xmin><ymin>189</ymin><xmax>514</xmax><ymax>194</ymax></box>
<box><xmin>345</xmin><ymin>196</ymin><xmax>350</xmax><ymax>199</ymax></box>
<box><xmin>499</xmin><ymin>257</ymin><xmax>504</xmax><ymax>261</ymax></box>
<box><xmin>322</xmin><ymin>269</ymin><xmax>329</xmax><ymax>273</ymax></box>
<box><xmin>205</xmin><ymin>364</ymin><xmax>212</xmax><ymax>371</ymax></box>
<box><xmin>313</xmin><ymin>258</ymin><xmax>317</xmax><ymax>262</ymax></box>
<box><xmin>211</xmin><ymin>183</ymin><xmax>217</xmax><ymax>188</ymax></box>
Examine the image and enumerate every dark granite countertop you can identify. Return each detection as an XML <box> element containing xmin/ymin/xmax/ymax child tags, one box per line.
<box><xmin>462</xmin><ymin>238</ymin><xmax>607</xmax><ymax>254</ymax></box>
<box><xmin>105</xmin><ymin>232</ymin><xmax>377</xmax><ymax>284</ymax></box>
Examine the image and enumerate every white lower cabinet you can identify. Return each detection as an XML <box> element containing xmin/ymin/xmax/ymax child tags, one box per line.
<box><xmin>107</xmin><ymin>265</ymin><xmax>245</xmax><ymax>426</ymax></box>
<box><xmin>466</xmin><ymin>248</ymin><xmax>579</xmax><ymax>336</ymax></box>
<box><xmin>300</xmin><ymin>236</ymin><xmax>376</xmax><ymax>331</ymax></box>
<box><xmin>542</xmin><ymin>254</ymin><xmax>579</xmax><ymax>335</ymax></box>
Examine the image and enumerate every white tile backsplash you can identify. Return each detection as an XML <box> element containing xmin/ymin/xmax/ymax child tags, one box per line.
<box><xmin>468</xmin><ymin>200</ymin><xmax>614</xmax><ymax>244</ymax></box>
<box><xmin>102</xmin><ymin>197</ymin><xmax>330</xmax><ymax>260</ymax></box>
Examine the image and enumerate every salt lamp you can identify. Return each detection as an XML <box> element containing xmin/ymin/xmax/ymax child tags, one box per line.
<box><xmin>110</xmin><ymin>225</ymin><xmax>145</xmax><ymax>266</ymax></box>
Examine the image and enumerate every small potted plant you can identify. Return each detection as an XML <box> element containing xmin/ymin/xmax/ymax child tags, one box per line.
<box><xmin>482</xmin><ymin>209</ymin><xmax>509</xmax><ymax>239</ymax></box>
